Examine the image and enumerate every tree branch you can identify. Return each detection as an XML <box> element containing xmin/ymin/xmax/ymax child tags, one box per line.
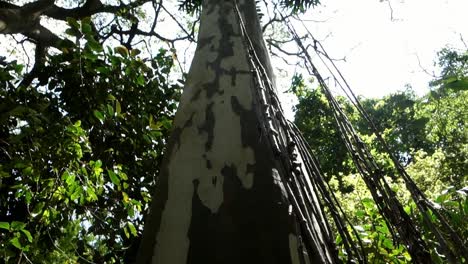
<box><xmin>0</xmin><ymin>0</ymin><xmax>62</xmax><ymax>47</ymax></box>
<box><xmin>18</xmin><ymin>42</ymin><xmax>46</xmax><ymax>88</ymax></box>
<box><xmin>43</xmin><ymin>0</ymin><xmax>150</xmax><ymax>20</ymax></box>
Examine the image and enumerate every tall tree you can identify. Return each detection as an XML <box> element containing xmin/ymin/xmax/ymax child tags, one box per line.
<box><xmin>2</xmin><ymin>0</ymin><xmax>334</xmax><ymax>262</ymax></box>
<box><xmin>136</xmin><ymin>0</ymin><xmax>337</xmax><ymax>263</ymax></box>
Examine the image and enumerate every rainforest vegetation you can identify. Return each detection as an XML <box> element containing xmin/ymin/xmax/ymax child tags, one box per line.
<box><xmin>0</xmin><ymin>0</ymin><xmax>466</xmax><ymax>263</ymax></box>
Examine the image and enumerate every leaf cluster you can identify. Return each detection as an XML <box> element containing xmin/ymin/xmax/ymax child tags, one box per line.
<box><xmin>292</xmin><ymin>48</ymin><xmax>467</xmax><ymax>263</ymax></box>
<box><xmin>0</xmin><ymin>19</ymin><xmax>181</xmax><ymax>263</ymax></box>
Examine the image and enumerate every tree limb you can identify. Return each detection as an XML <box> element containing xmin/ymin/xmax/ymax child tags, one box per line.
<box><xmin>43</xmin><ymin>0</ymin><xmax>150</xmax><ymax>20</ymax></box>
<box><xmin>18</xmin><ymin>42</ymin><xmax>46</xmax><ymax>88</ymax></box>
<box><xmin>0</xmin><ymin>0</ymin><xmax>150</xmax><ymax>48</ymax></box>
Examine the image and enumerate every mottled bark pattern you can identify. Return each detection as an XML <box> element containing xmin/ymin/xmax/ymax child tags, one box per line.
<box><xmin>138</xmin><ymin>1</ymin><xmax>305</xmax><ymax>263</ymax></box>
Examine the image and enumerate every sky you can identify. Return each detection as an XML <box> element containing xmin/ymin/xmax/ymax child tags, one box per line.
<box><xmin>272</xmin><ymin>0</ymin><xmax>468</xmax><ymax>118</ymax></box>
<box><xmin>294</xmin><ymin>0</ymin><xmax>467</xmax><ymax>96</ymax></box>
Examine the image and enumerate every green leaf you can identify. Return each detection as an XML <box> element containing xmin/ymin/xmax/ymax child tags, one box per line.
<box><xmin>122</xmin><ymin>191</ymin><xmax>129</xmax><ymax>204</ymax></box>
<box><xmin>130</xmin><ymin>49</ymin><xmax>141</xmax><ymax>57</ymax></box>
<box><xmin>11</xmin><ymin>221</ymin><xmax>26</xmax><ymax>231</ymax></box>
<box><xmin>8</xmin><ymin>106</ymin><xmax>29</xmax><ymax>117</ymax></box>
<box><xmin>83</xmin><ymin>51</ymin><xmax>98</xmax><ymax>61</ymax></box>
<box><xmin>9</xmin><ymin>237</ymin><xmax>22</xmax><ymax>249</ymax></box>
<box><xmin>335</xmin><ymin>234</ymin><xmax>342</xmax><ymax>245</ymax></box>
<box><xmin>82</xmin><ymin>17</ymin><xmax>92</xmax><ymax>25</ymax></box>
<box><xmin>65</xmin><ymin>172</ymin><xmax>76</xmax><ymax>185</ymax></box>
<box><xmin>70</xmin><ymin>187</ymin><xmax>82</xmax><ymax>201</ymax></box>
<box><xmin>382</xmin><ymin>238</ymin><xmax>393</xmax><ymax>250</ymax></box>
<box><xmin>376</xmin><ymin>224</ymin><xmax>389</xmax><ymax>234</ymax></box>
<box><xmin>107</xmin><ymin>104</ymin><xmax>114</xmax><ymax>117</ymax></box>
<box><xmin>136</xmin><ymin>75</ymin><xmax>145</xmax><ymax>86</ymax></box>
<box><xmin>14</xmin><ymin>63</ymin><xmax>24</xmax><ymax>74</ymax></box>
<box><xmin>355</xmin><ymin>210</ymin><xmax>366</xmax><ymax>218</ymax></box>
<box><xmin>97</xmin><ymin>66</ymin><xmax>111</xmax><ymax>75</ymax></box>
<box><xmin>0</xmin><ymin>222</ymin><xmax>10</xmax><ymax>230</ymax></box>
<box><xmin>119</xmin><ymin>171</ymin><xmax>128</xmax><ymax>181</ymax></box>
<box><xmin>31</xmin><ymin>202</ymin><xmax>45</xmax><ymax>216</ymax></box>
<box><xmin>86</xmin><ymin>187</ymin><xmax>98</xmax><ymax>202</ymax></box>
<box><xmin>65</xmin><ymin>28</ymin><xmax>81</xmax><ymax>37</ymax></box>
<box><xmin>115</xmin><ymin>46</ymin><xmax>129</xmax><ymax>57</ymax></box>
<box><xmin>81</xmin><ymin>24</ymin><xmax>92</xmax><ymax>35</ymax></box>
<box><xmin>94</xmin><ymin>160</ymin><xmax>102</xmax><ymax>168</ymax></box>
<box><xmin>20</xmin><ymin>229</ymin><xmax>33</xmax><ymax>243</ymax></box>
<box><xmin>127</xmin><ymin>222</ymin><xmax>137</xmax><ymax>236</ymax></box>
<box><xmin>123</xmin><ymin>225</ymin><xmax>130</xmax><ymax>238</ymax></box>
<box><xmin>149</xmin><ymin>115</ymin><xmax>162</xmax><ymax>130</ymax></box>
<box><xmin>443</xmin><ymin>78</ymin><xmax>468</xmax><ymax>91</ymax></box>
<box><xmin>107</xmin><ymin>169</ymin><xmax>120</xmax><ymax>185</ymax></box>
<box><xmin>161</xmin><ymin>118</ymin><xmax>172</xmax><ymax>129</ymax></box>
<box><xmin>107</xmin><ymin>94</ymin><xmax>116</xmax><ymax>101</ymax></box>
<box><xmin>93</xmin><ymin>110</ymin><xmax>105</xmax><ymax>124</ymax></box>
<box><xmin>130</xmin><ymin>199</ymin><xmax>142</xmax><ymax>207</ymax></box>
<box><xmin>87</xmin><ymin>38</ymin><xmax>103</xmax><ymax>51</ymax></box>
<box><xmin>127</xmin><ymin>206</ymin><xmax>135</xmax><ymax>218</ymax></box>
<box><xmin>25</xmin><ymin>190</ymin><xmax>32</xmax><ymax>205</ymax></box>
<box><xmin>115</xmin><ymin>100</ymin><xmax>122</xmax><ymax>115</ymax></box>
<box><xmin>66</xmin><ymin>17</ymin><xmax>80</xmax><ymax>29</ymax></box>
<box><xmin>361</xmin><ymin>198</ymin><xmax>375</xmax><ymax>209</ymax></box>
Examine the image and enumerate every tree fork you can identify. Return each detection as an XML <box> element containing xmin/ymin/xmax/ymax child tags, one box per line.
<box><xmin>137</xmin><ymin>1</ymin><xmax>336</xmax><ymax>263</ymax></box>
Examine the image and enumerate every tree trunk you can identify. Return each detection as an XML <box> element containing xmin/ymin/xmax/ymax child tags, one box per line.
<box><xmin>137</xmin><ymin>1</ymin><xmax>334</xmax><ymax>263</ymax></box>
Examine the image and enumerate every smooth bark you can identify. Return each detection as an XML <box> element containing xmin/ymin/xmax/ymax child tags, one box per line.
<box><xmin>137</xmin><ymin>1</ymin><xmax>333</xmax><ymax>263</ymax></box>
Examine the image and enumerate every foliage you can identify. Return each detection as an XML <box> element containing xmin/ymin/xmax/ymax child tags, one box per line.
<box><xmin>0</xmin><ymin>19</ymin><xmax>181</xmax><ymax>263</ymax></box>
<box><xmin>292</xmin><ymin>48</ymin><xmax>467</xmax><ymax>263</ymax></box>
<box><xmin>355</xmin><ymin>88</ymin><xmax>431</xmax><ymax>165</ymax></box>
<box><xmin>292</xmin><ymin>74</ymin><xmax>356</xmax><ymax>192</ymax></box>
<box><xmin>405</xmin><ymin>149</ymin><xmax>467</xmax><ymax>248</ymax></box>
<box><xmin>421</xmin><ymin>90</ymin><xmax>467</xmax><ymax>186</ymax></box>
<box><xmin>281</xmin><ymin>0</ymin><xmax>321</xmax><ymax>13</ymax></box>
<box><xmin>330</xmin><ymin>174</ymin><xmax>412</xmax><ymax>263</ymax></box>
<box><xmin>430</xmin><ymin>48</ymin><xmax>468</xmax><ymax>94</ymax></box>
<box><xmin>0</xmin><ymin>0</ymin><xmax>466</xmax><ymax>262</ymax></box>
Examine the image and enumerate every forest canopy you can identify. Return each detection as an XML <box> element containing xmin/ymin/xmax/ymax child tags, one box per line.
<box><xmin>292</xmin><ymin>47</ymin><xmax>467</xmax><ymax>262</ymax></box>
